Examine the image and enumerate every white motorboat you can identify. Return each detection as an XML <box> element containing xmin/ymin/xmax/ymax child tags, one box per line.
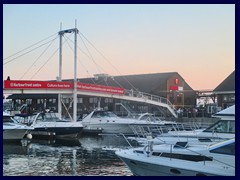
<box><xmin>81</xmin><ymin>110</ymin><xmax>176</xmax><ymax>135</ymax></box>
<box><xmin>212</xmin><ymin>105</ymin><xmax>235</xmax><ymax>120</ymax></box>
<box><xmin>3</xmin><ymin>111</ymin><xmax>33</xmax><ymax>141</ymax></box>
<box><xmin>115</xmin><ymin>138</ymin><xmax>235</xmax><ymax>176</ymax></box>
<box><xmin>14</xmin><ymin>112</ymin><xmax>83</xmax><ymax>139</ymax></box>
<box><xmin>128</xmin><ymin>105</ymin><xmax>235</xmax><ymax>145</ymax></box>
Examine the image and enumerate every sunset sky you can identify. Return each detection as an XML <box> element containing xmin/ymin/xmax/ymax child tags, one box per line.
<box><xmin>3</xmin><ymin>4</ymin><xmax>235</xmax><ymax>90</ymax></box>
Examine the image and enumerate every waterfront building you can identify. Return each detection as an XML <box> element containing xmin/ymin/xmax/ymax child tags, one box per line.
<box><xmin>6</xmin><ymin>72</ymin><xmax>195</xmax><ymax>117</ymax></box>
<box><xmin>213</xmin><ymin>71</ymin><xmax>235</xmax><ymax>109</ymax></box>
<box><xmin>7</xmin><ymin>71</ymin><xmax>235</xmax><ymax>118</ymax></box>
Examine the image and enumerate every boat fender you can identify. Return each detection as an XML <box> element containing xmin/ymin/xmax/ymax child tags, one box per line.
<box><xmin>26</xmin><ymin>134</ymin><xmax>32</xmax><ymax>140</ymax></box>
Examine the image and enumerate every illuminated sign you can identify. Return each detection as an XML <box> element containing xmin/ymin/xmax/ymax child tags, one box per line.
<box><xmin>77</xmin><ymin>82</ymin><xmax>124</xmax><ymax>95</ymax></box>
<box><xmin>4</xmin><ymin>80</ymin><xmax>125</xmax><ymax>95</ymax></box>
<box><xmin>175</xmin><ymin>78</ymin><xmax>179</xmax><ymax>84</ymax></box>
<box><xmin>170</xmin><ymin>85</ymin><xmax>183</xmax><ymax>91</ymax></box>
<box><xmin>4</xmin><ymin>80</ymin><xmax>73</xmax><ymax>89</ymax></box>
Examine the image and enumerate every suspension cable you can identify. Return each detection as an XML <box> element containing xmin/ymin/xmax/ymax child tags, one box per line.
<box><xmin>4</xmin><ymin>35</ymin><xmax>58</xmax><ymax>66</ymax></box>
<box><xmin>30</xmin><ymin>47</ymin><xmax>59</xmax><ymax>80</ymax></box>
<box><xmin>4</xmin><ymin>33</ymin><xmax>57</xmax><ymax>60</ymax></box>
<box><xmin>66</xmin><ymin>34</ymin><xmax>107</xmax><ymax>75</ymax></box>
<box><xmin>30</xmin><ymin>35</ymin><xmax>71</xmax><ymax>79</ymax></box>
<box><xmin>30</xmin><ymin>33</ymin><xmax>75</xmax><ymax>80</ymax></box>
<box><xmin>78</xmin><ymin>34</ymin><xmax>106</xmax><ymax>74</ymax></box>
<box><xmin>20</xmin><ymin>36</ymin><xmax>58</xmax><ymax>80</ymax></box>
<box><xmin>63</xmin><ymin>35</ymin><xmax>96</xmax><ymax>84</ymax></box>
<box><xmin>79</xmin><ymin>31</ymin><xmax>138</xmax><ymax>90</ymax></box>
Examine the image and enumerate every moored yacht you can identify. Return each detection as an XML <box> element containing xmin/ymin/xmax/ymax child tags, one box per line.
<box><xmin>128</xmin><ymin>105</ymin><xmax>235</xmax><ymax>146</ymax></box>
<box><xmin>14</xmin><ymin>112</ymin><xmax>83</xmax><ymax>139</ymax></box>
<box><xmin>115</xmin><ymin>138</ymin><xmax>235</xmax><ymax>176</ymax></box>
<box><xmin>81</xmin><ymin>110</ymin><xmax>176</xmax><ymax>135</ymax></box>
<box><xmin>3</xmin><ymin>111</ymin><xmax>33</xmax><ymax>141</ymax></box>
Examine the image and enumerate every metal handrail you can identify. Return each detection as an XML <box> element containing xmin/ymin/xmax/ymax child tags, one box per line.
<box><xmin>124</xmin><ymin>89</ymin><xmax>177</xmax><ymax>117</ymax></box>
<box><xmin>143</xmin><ymin>140</ymin><xmax>235</xmax><ymax>168</ymax></box>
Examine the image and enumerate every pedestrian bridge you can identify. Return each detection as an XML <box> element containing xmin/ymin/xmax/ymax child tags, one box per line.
<box><xmin>3</xmin><ymin>80</ymin><xmax>177</xmax><ymax>118</ymax></box>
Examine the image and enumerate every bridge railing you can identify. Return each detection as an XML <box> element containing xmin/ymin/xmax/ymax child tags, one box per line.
<box><xmin>124</xmin><ymin>89</ymin><xmax>176</xmax><ymax>113</ymax></box>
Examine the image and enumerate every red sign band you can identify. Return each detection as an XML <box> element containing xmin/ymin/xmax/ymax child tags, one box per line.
<box><xmin>4</xmin><ymin>80</ymin><xmax>125</xmax><ymax>95</ymax></box>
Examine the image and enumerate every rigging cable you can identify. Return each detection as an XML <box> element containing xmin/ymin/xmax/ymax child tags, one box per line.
<box><xmin>20</xmin><ymin>35</ymin><xmax>58</xmax><ymax>80</ymax></box>
<box><xmin>78</xmin><ymin>34</ymin><xmax>106</xmax><ymax>74</ymax></box>
<box><xmin>30</xmin><ymin>48</ymin><xmax>59</xmax><ymax>80</ymax></box>
<box><xmin>79</xmin><ymin>31</ymin><xmax>137</xmax><ymax>91</ymax></box>
<box><xmin>78</xmin><ymin>33</ymin><xmax>123</xmax><ymax>87</ymax></box>
<box><xmin>63</xmin><ymin>35</ymin><xmax>96</xmax><ymax>84</ymax></box>
<box><xmin>4</xmin><ymin>36</ymin><xmax>58</xmax><ymax>66</ymax></box>
<box><xmin>3</xmin><ymin>33</ymin><xmax>57</xmax><ymax>61</ymax></box>
<box><xmin>66</xmin><ymin>34</ymin><xmax>107</xmax><ymax>76</ymax></box>
<box><xmin>29</xmin><ymin>35</ymin><xmax>70</xmax><ymax>80</ymax></box>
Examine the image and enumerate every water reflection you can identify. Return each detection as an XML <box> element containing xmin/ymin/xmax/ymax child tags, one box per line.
<box><xmin>3</xmin><ymin>135</ymin><xmax>135</xmax><ymax>176</ymax></box>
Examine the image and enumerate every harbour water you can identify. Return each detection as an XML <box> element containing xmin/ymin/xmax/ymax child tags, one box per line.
<box><xmin>3</xmin><ymin>135</ymin><xmax>137</xmax><ymax>176</ymax></box>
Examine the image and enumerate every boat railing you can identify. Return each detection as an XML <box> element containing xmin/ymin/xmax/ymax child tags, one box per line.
<box><xmin>129</xmin><ymin>122</ymin><xmax>204</xmax><ymax>140</ymax></box>
<box><xmin>129</xmin><ymin>124</ymin><xmax>168</xmax><ymax>138</ymax></box>
<box><xmin>170</xmin><ymin>121</ymin><xmax>203</xmax><ymax>132</ymax></box>
<box><xmin>142</xmin><ymin>140</ymin><xmax>235</xmax><ymax>168</ymax></box>
<box><xmin>118</xmin><ymin>133</ymin><xmax>134</xmax><ymax>148</ymax></box>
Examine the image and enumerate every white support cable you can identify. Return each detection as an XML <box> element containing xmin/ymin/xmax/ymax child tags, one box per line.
<box><xmin>30</xmin><ymin>34</ymin><xmax>72</xmax><ymax>80</ymax></box>
<box><xmin>30</xmin><ymin>48</ymin><xmax>59</xmax><ymax>80</ymax></box>
<box><xmin>3</xmin><ymin>33</ymin><xmax>57</xmax><ymax>61</ymax></box>
<box><xmin>78</xmin><ymin>31</ymin><xmax>138</xmax><ymax>91</ymax></box>
<box><xmin>4</xmin><ymin>35</ymin><xmax>58</xmax><ymax>66</ymax></box>
<box><xmin>67</xmin><ymin>33</ymin><xmax>107</xmax><ymax>75</ymax></box>
<box><xmin>20</xmin><ymin>36</ymin><xmax>58</xmax><ymax>80</ymax></box>
<box><xmin>111</xmin><ymin>77</ymin><xmax>124</xmax><ymax>88</ymax></box>
<box><xmin>66</xmin><ymin>34</ymin><xmax>114</xmax><ymax>85</ymax></box>
<box><xmin>78</xmin><ymin>34</ymin><xmax>106</xmax><ymax>74</ymax></box>
<box><xmin>63</xmin><ymin>35</ymin><xmax>97</xmax><ymax>84</ymax></box>
<box><xmin>66</xmin><ymin>35</ymin><xmax>92</xmax><ymax>60</ymax></box>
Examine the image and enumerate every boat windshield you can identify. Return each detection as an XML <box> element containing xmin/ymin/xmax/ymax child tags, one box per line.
<box><xmin>210</xmin><ymin>141</ymin><xmax>235</xmax><ymax>155</ymax></box>
<box><xmin>203</xmin><ymin>120</ymin><xmax>235</xmax><ymax>134</ymax></box>
<box><xmin>138</xmin><ymin>114</ymin><xmax>156</xmax><ymax>121</ymax></box>
<box><xmin>91</xmin><ymin>111</ymin><xmax>118</xmax><ymax>118</ymax></box>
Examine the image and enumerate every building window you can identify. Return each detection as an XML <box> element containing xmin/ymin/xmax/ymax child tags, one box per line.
<box><xmin>48</xmin><ymin>98</ymin><xmax>57</xmax><ymax>103</ymax></box>
<box><xmin>89</xmin><ymin>98</ymin><xmax>93</xmax><ymax>103</ymax></box>
<box><xmin>50</xmin><ymin>107</ymin><xmax>56</xmax><ymax>112</ymax></box>
<box><xmin>66</xmin><ymin>98</ymin><xmax>70</xmax><ymax>103</ymax></box>
<box><xmin>37</xmin><ymin>99</ymin><xmax>44</xmax><ymax>104</ymax></box>
<box><xmin>222</xmin><ymin>95</ymin><xmax>235</xmax><ymax>102</ymax></box>
<box><xmin>89</xmin><ymin>97</ymin><xmax>98</xmax><ymax>103</ymax></box>
<box><xmin>177</xmin><ymin>96</ymin><xmax>182</xmax><ymax>103</ymax></box>
<box><xmin>223</xmin><ymin>96</ymin><xmax>228</xmax><ymax>102</ymax></box>
<box><xmin>77</xmin><ymin>98</ymin><xmax>83</xmax><ymax>103</ymax></box>
<box><xmin>138</xmin><ymin>106</ymin><xmax>148</xmax><ymax>112</ymax></box>
<box><xmin>105</xmin><ymin>98</ymin><xmax>113</xmax><ymax>103</ymax></box>
<box><xmin>26</xmin><ymin>99</ymin><xmax>32</xmax><ymax>105</ymax></box>
<box><xmin>16</xmin><ymin>99</ymin><xmax>21</xmax><ymax>105</ymax></box>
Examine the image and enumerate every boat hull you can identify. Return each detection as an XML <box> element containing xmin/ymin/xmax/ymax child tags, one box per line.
<box><xmin>116</xmin><ymin>150</ymin><xmax>235</xmax><ymax>176</ymax></box>
<box><xmin>83</xmin><ymin>123</ymin><xmax>133</xmax><ymax>135</ymax></box>
<box><xmin>3</xmin><ymin>129</ymin><xmax>29</xmax><ymax>141</ymax></box>
<box><xmin>31</xmin><ymin>127</ymin><xmax>83</xmax><ymax>139</ymax></box>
